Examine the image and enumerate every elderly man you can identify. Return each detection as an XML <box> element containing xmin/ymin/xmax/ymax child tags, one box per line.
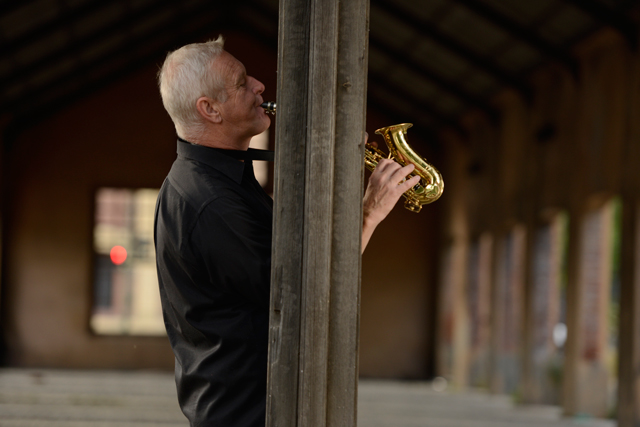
<box><xmin>154</xmin><ymin>36</ymin><xmax>419</xmax><ymax>427</ymax></box>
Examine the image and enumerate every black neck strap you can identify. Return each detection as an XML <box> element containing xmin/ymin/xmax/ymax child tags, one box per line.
<box><xmin>178</xmin><ymin>137</ymin><xmax>275</xmax><ymax>162</ymax></box>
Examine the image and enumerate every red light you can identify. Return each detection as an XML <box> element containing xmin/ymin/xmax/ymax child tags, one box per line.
<box><xmin>110</xmin><ymin>246</ymin><xmax>127</xmax><ymax>265</ymax></box>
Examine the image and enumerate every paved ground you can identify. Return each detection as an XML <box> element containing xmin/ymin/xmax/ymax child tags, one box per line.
<box><xmin>0</xmin><ymin>369</ymin><xmax>616</xmax><ymax>427</ymax></box>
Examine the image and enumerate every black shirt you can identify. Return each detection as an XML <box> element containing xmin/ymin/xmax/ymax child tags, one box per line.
<box><xmin>154</xmin><ymin>140</ymin><xmax>273</xmax><ymax>427</ymax></box>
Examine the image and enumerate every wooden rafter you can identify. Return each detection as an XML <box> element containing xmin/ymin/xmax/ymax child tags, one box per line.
<box><xmin>3</xmin><ymin>0</ymin><xmax>115</xmax><ymax>58</ymax></box>
<box><xmin>563</xmin><ymin>0</ymin><xmax>638</xmax><ymax>49</ymax></box>
<box><xmin>369</xmin><ymin>33</ymin><xmax>499</xmax><ymax>120</ymax></box>
<box><xmin>372</xmin><ymin>0</ymin><xmax>531</xmax><ymax>99</ymax></box>
<box><xmin>368</xmin><ymin>68</ymin><xmax>466</xmax><ymax>135</ymax></box>
<box><xmin>452</xmin><ymin>0</ymin><xmax>579</xmax><ymax>73</ymax></box>
<box><xmin>1</xmin><ymin>0</ymin><xmax>182</xmax><ymax>101</ymax></box>
<box><xmin>5</xmin><ymin>4</ymin><xmax>237</xmax><ymax>135</ymax></box>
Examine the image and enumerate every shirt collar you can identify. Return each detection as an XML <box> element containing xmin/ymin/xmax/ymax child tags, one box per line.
<box><xmin>176</xmin><ymin>139</ymin><xmax>247</xmax><ymax>184</ymax></box>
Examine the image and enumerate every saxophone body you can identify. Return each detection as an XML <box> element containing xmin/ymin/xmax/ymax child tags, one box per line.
<box><xmin>260</xmin><ymin>103</ymin><xmax>442</xmax><ymax>212</ymax></box>
<box><xmin>366</xmin><ymin>123</ymin><xmax>443</xmax><ymax>212</ymax></box>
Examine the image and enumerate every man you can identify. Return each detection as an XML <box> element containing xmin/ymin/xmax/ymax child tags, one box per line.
<box><xmin>155</xmin><ymin>36</ymin><xmax>420</xmax><ymax>427</ymax></box>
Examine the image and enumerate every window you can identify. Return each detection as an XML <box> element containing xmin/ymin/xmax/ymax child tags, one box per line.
<box><xmin>91</xmin><ymin>188</ymin><xmax>164</xmax><ymax>336</ymax></box>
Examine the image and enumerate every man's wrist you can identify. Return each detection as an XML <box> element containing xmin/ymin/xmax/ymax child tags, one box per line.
<box><xmin>363</xmin><ymin>210</ymin><xmax>381</xmax><ymax>231</ymax></box>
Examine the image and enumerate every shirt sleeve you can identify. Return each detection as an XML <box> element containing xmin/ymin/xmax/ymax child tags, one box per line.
<box><xmin>190</xmin><ymin>195</ymin><xmax>272</xmax><ymax>309</ymax></box>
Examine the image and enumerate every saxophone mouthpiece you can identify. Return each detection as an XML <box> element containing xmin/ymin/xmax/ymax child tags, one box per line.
<box><xmin>261</xmin><ymin>101</ymin><xmax>276</xmax><ymax>114</ymax></box>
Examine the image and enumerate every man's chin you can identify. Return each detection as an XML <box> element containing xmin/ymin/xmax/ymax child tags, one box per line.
<box><xmin>260</xmin><ymin>116</ymin><xmax>271</xmax><ymax>132</ymax></box>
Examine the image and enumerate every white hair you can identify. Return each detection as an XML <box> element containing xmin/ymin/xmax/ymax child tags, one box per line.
<box><xmin>158</xmin><ymin>36</ymin><xmax>226</xmax><ymax>139</ymax></box>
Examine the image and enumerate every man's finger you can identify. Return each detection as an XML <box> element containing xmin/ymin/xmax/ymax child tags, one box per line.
<box><xmin>389</xmin><ymin>163</ymin><xmax>415</xmax><ymax>183</ymax></box>
<box><xmin>399</xmin><ymin>175</ymin><xmax>421</xmax><ymax>192</ymax></box>
<box><xmin>373</xmin><ymin>158</ymin><xmax>401</xmax><ymax>176</ymax></box>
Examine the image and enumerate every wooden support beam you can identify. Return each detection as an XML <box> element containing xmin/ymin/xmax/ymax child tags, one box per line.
<box><xmin>1</xmin><ymin>0</ymin><xmax>186</xmax><ymax>105</ymax></box>
<box><xmin>563</xmin><ymin>199</ymin><xmax>615</xmax><ymax>418</ymax></box>
<box><xmin>367</xmin><ymin>69</ymin><xmax>467</xmax><ymax>135</ymax></box>
<box><xmin>366</xmin><ymin>95</ymin><xmax>436</xmax><ymax>145</ymax></box>
<box><xmin>369</xmin><ymin>34</ymin><xmax>500</xmax><ymax>120</ymax></box>
<box><xmin>617</xmin><ymin>55</ymin><xmax>640</xmax><ymax>426</ymax></box>
<box><xmin>452</xmin><ymin>0</ymin><xmax>579</xmax><ymax>74</ymax></box>
<box><xmin>4</xmin><ymin>5</ymin><xmax>234</xmax><ymax>132</ymax></box>
<box><xmin>0</xmin><ymin>118</ymin><xmax>5</xmax><ymax>364</ymax></box>
<box><xmin>2</xmin><ymin>0</ymin><xmax>116</xmax><ymax>58</ymax></box>
<box><xmin>266</xmin><ymin>0</ymin><xmax>369</xmax><ymax>426</ymax></box>
<box><xmin>563</xmin><ymin>0</ymin><xmax>638</xmax><ymax>49</ymax></box>
<box><xmin>0</xmin><ymin>113</ymin><xmax>14</xmax><ymax>365</ymax></box>
<box><xmin>371</xmin><ymin>0</ymin><xmax>531</xmax><ymax>99</ymax></box>
<box><xmin>617</xmin><ymin>198</ymin><xmax>640</xmax><ymax>426</ymax></box>
<box><xmin>488</xmin><ymin>226</ymin><xmax>526</xmax><ymax>394</ymax></box>
<box><xmin>521</xmin><ymin>215</ymin><xmax>566</xmax><ymax>405</ymax></box>
<box><xmin>0</xmin><ymin>0</ymin><xmax>40</xmax><ymax>19</ymax></box>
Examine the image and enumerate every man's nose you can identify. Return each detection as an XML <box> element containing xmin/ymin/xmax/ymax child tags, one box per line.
<box><xmin>252</xmin><ymin>77</ymin><xmax>265</xmax><ymax>94</ymax></box>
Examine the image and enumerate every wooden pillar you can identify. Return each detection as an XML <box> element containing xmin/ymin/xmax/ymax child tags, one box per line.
<box><xmin>467</xmin><ymin>233</ymin><xmax>492</xmax><ymax>388</ymax></box>
<box><xmin>617</xmin><ymin>198</ymin><xmax>640</xmax><ymax>426</ymax></box>
<box><xmin>562</xmin><ymin>204</ymin><xmax>582</xmax><ymax>416</ymax></box>
<box><xmin>489</xmin><ymin>226</ymin><xmax>526</xmax><ymax>394</ymax></box>
<box><xmin>617</xmin><ymin>52</ymin><xmax>640</xmax><ymax>427</ymax></box>
<box><xmin>266</xmin><ymin>1</ymin><xmax>369</xmax><ymax>426</ymax></box>
<box><xmin>563</xmin><ymin>199</ymin><xmax>615</xmax><ymax>418</ymax></box>
<box><xmin>522</xmin><ymin>214</ymin><xmax>566</xmax><ymax>404</ymax></box>
<box><xmin>0</xmin><ymin>117</ymin><xmax>8</xmax><ymax>364</ymax></box>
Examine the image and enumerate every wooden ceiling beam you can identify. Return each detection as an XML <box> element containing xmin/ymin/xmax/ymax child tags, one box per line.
<box><xmin>3</xmin><ymin>0</ymin><xmax>120</xmax><ymax>57</ymax></box>
<box><xmin>369</xmin><ymin>32</ymin><xmax>499</xmax><ymax>121</ymax></box>
<box><xmin>368</xmin><ymin>68</ymin><xmax>466</xmax><ymax>136</ymax></box>
<box><xmin>452</xmin><ymin>0</ymin><xmax>579</xmax><ymax>73</ymax></box>
<box><xmin>1</xmin><ymin>0</ymin><xmax>182</xmax><ymax>104</ymax></box>
<box><xmin>244</xmin><ymin>0</ymin><xmax>464</xmax><ymax>137</ymax></box>
<box><xmin>563</xmin><ymin>0</ymin><xmax>638</xmax><ymax>49</ymax></box>
<box><xmin>372</xmin><ymin>0</ymin><xmax>531</xmax><ymax>100</ymax></box>
<box><xmin>367</xmin><ymin>93</ymin><xmax>439</xmax><ymax>150</ymax></box>
<box><xmin>6</xmin><ymin>4</ymin><xmax>235</xmax><ymax>127</ymax></box>
<box><xmin>0</xmin><ymin>0</ymin><xmax>40</xmax><ymax>18</ymax></box>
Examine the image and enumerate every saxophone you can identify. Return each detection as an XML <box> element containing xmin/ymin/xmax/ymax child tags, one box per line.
<box><xmin>366</xmin><ymin>123</ymin><xmax>443</xmax><ymax>212</ymax></box>
<box><xmin>261</xmin><ymin>103</ymin><xmax>443</xmax><ymax>212</ymax></box>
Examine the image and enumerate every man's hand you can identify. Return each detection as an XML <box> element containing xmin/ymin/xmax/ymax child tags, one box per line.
<box><xmin>361</xmin><ymin>158</ymin><xmax>420</xmax><ymax>253</ymax></box>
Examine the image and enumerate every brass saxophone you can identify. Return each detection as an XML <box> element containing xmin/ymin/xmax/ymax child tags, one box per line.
<box><xmin>367</xmin><ymin>124</ymin><xmax>443</xmax><ymax>212</ymax></box>
<box><xmin>260</xmin><ymin>103</ymin><xmax>443</xmax><ymax>212</ymax></box>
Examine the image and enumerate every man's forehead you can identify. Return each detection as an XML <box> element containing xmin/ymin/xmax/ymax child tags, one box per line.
<box><xmin>215</xmin><ymin>51</ymin><xmax>246</xmax><ymax>83</ymax></box>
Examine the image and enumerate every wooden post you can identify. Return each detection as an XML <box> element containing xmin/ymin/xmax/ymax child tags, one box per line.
<box><xmin>0</xmin><ymin>117</ymin><xmax>7</xmax><ymax>361</ymax></box>
<box><xmin>522</xmin><ymin>215</ymin><xmax>566</xmax><ymax>404</ymax></box>
<box><xmin>489</xmin><ymin>226</ymin><xmax>526</xmax><ymax>395</ymax></box>
<box><xmin>617</xmin><ymin>198</ymin><xmax>640</xmax><ymax>426</ymax></box>
<box><xmin>266</xmin><ymin>1</ymin><xmax>369</xmax><ymax>426</ymax></box>
<box><xmin>467</xmin><ymin>233</ymin><xmax>492</xmax><ymax>389</ymax></box>
<box><xmin>563</xmin><ymin>199</ymin><xmax>615</xmax><ymax>418</ymax></box>
<box><xmin>617</xmin><ymin>53</ymin><xmax>640</xmax><ymax>427</ymax></box>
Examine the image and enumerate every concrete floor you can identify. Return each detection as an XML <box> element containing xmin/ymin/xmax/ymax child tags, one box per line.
<box><xmin>0</xmin><ymin>369</ymin><xmax>616</xmax><ymax>427</ymax></box>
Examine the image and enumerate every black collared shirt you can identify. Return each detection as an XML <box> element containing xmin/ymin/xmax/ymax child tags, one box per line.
<box><xmin>154</xmin><ymin>140</ymin><xmax>273</xmax><ymax>427</ymax></box>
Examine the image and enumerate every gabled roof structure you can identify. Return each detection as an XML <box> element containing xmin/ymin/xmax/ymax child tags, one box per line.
<box><xmin>0</xmin><ymin>0</ymin><xmax>637</xmax><ymax>141</ymax></box>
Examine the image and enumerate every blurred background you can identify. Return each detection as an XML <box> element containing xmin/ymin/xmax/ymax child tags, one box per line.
<box><xmin>1</xmin><ymin>0</ymin><xmax>639</xmax><ymax>424</ymax></box>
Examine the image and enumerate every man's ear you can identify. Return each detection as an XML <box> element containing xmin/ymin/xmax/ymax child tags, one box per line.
<box><xmin>196</xmin><ymin>96</ymin><xmax>222</xmax><ymax>124</ymax></box>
